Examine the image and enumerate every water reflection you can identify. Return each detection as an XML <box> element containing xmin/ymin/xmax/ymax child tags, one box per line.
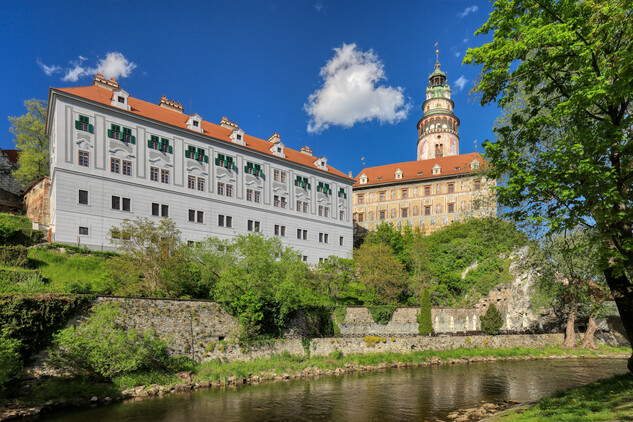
<box><xmin>41</xmin><ymin>359</ymin><xmax>628</xmax><ymax>422</ymax></box>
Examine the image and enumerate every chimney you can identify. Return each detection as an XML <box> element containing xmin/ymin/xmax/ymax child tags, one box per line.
<box><xmin>158</xmin><ymin>96</ymin><xmax>184</xmax><ymax>113</ymax></box>
<box><xmin>220</xmin><ymin>117</ymin><xmax>239</xmax><ymax>130</ymax></box>
<box><xmin>93</xmin><ymin>73</ymin><xmax>119</xmax><ymax>90</ymax></box>
<box><xmin>268</xmin><ymin>133</ymin><xmax>281</xmax><ymax>143</ymax></box>
<box><xmin>348</xmin><ymin>171</ymin><xmax>353</xmax><ymax>177</ymax></box>
<box><xmin>300</xmin><ymin>146</ymin><xmax>313</xmax><ymax>156</ymax></box>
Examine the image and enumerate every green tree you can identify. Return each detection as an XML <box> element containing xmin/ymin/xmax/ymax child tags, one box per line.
<box><xmin>480</xmin><ymin>303</ymin><xmax>504</xmax><ymax>335</ymax></box>
<box><xmin>8</xmin><ymin>99</ymin><xmax>49</xmax><ymax>186</ymax></box>
<box><xmin>417</xmin><ymin>289</ymin><xmax>433</xmax><ymax>335</ymax></box>
<box><xmin>464</xmin><ymin>0</ymin><xmax>633</xmax><ymax>371</ymax></box>
<box><xmin>107</xmin><ymin>218</ymin><xmax>197</xmax><ymax>297</ymax></box>
<box><xmin>314</xmin><ymin>257</ymin><xmax>364</xmax><ymax>305</ymax></box>
<box><xmin>354</xmin><ymin>242</ymin><xmax>408</xmax><ymax>305</ymax></box>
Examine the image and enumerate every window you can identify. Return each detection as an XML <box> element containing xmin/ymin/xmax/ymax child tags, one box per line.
<box><xmin>274</xmin><ymin>195</ymin><xmax>285</xmax><ymax>207</ymax></box>
<box><xmin>150</xmin><ymin>167</ymin><xmax>159</xmax><ymax>182</ymax></box>
<box><xmin>474</xmin><ymin>180</ymin><xmax>481</xmax><ymax>190</ymax></box>
<box><xmin>274</xmin><ymin>225</ymin><xmax>286</xmax><ymax>237</ymax></box>
<box><xmin>217</xmin><ymin>182</ymin><xmax>224</xmax><ymax>196</ymax></box>
<box><xmin>111</xmin><ymin>196</ymin><xmax>131</xmax><ymax>211</ymax></box>
<box><xmin>316</xmin><ymin>182</ymin><xmax>331</xmax><ymax>195</ymax></box>
<box><xmin>215</xmin><ymin>153</ymin><xmax>234</xmax><ymax>170</ymax></box>
<box><xmin>379</xmin><ymin>211</ymin><xmax>385</xmax><ymax>220</ymax></box>
<box><xmin>357</xmin><ymin>195</ymin><xmax>364</xmax><ymax>204</ymax></box>
<box><xmin>161</xmin><ymin>204</ymin><xmax>169</xmax><ymax>217</ymax></box>
<box><xmin>152</xmin><ymin>203</ymin><xmax>159</xmax><ymax>216</ymax></box>
<box><xmin>379</xmin><ymin>191</ymin><xmax>386</xmax><ymax>201</ymax></box>
<box><xmin>219</xmin><ymin>214</ymin><xmax>233</xmax><ymax>227</ymax></box>
<box><xmin>197</xmin><ymin>211</ymin><xmax>204</xmax><ymax>223</ymax></box>
<box><xmin>75</xmin><ymin>115</ymin><xmax>93</xmax><ymax>133</ymax></box>
<box><xmin>297</xmin><ymin>200</ymin><xmax>308</xmax><ymax>213</ymax></box>
<box><xmin>303</xmin><ymin>201</ymin><xmax>308</xmax><ymax>213</ymax></box>
<box><xmin>197</xmin><ymin>177</ymin><xmax>205</xmax><ymax>191</ymax></box>
<box><xmin>78</xmin><ymin>190</ymin><xmax>88</xmax><ymax>205</ymax></box>
<box><xmin>122</xmin><ymin>198</ymin><xmax>130</xmax><ymax>211</ymax></box>
<box><xmin>111</xmin><ymin>157</ymin><xmax>121</xmax><ymax>174</ymax></box>
<box><xmin>226</xmin><ymin>184</ymin><xmax>233</xmax><ymax>197</ymax></box>
<box><xmin>108</xmin><ymin>124</ymin><xmax>136</xmax><ymax>144</ymax></box>
<box><xmin>297</xmin><ymin>229</ymin><xmax>308</xmax><ymax>240</ymax></box>
<box><xmin>339</xmin><ymin>210</ymin><xmax>344</xmax><ymax>220</ymax></box>
<box><xmin>246</xmin><ymin>189</ymin><xmax>261</xmax><ymax>203</ymax></box>
<box><xmin>473</xmin><ymin>201</ymin><xmax>481</xmax><ymax>211</ymax></box>
<box><xmin>424</xmin><ymin>206</ymin><xmax>431</xmax><ymax>216</ymax></box>
<box><xmin>254</xmin><ymin>191</ymin><xmax>261</xmax><ymax>203</ymax></box>
<box><xmin>111</xmin><ymin>196</ymin><xmax>120</xmax><ymax>210</ymax></box>
<box><xmin>339</xmin><ymin>236</ymin><xmax>344</xmax><ymax>246</ymax></box>
<box><xmin>122</xmin><ymin>160</ymin><xmax>132</xmax><ymax>176</ymax></box>
<box><xmin>324</xmin><ymin>207</ymin><xmax>329</xmax><ymax>217</ymax></box>
<box><xmin>189</xmin><ymin>210</ymin><xmax>204</xmax><ymax>223</ymax></box>
<box><xmin>358</xmin><ymin>213</ymin><xmax>364</xmax><ymax>222</ymax></box>
<box><xmin>247</xmin><ymin>220</ymin><xmax>261</xmax><ymax>232</ymax></box>
<box><xmin>319</xmin><ymin>233</ymin><xmax>329</xmax><ymax>243</ymax></box>
<box><xmin>448</xmin><ymin>183</ymin><xmax>455</xmax><ymax>194</ymax></box>
<box><xmin>78</xmin><ymin>226</ymin><xmax>89</xmax><ymax>235</ymax></box>
<box><xmin>424</xmin><ymin>186</ymin><xmax>431</xmax><ymax>196</ymax></box>
<box><xmin>189</xmin><ymin>209</ymin><xmax>195</xmax><ymax>222</ymax></box>
<box><xmin>161</xmin><ymin>169</ymin><xmax>170</xmax><ymax>184</ymax></box>
<box><xmin>402</xmin><ymin>208</ymin><xmax>408</xmax><ymax>218</ymax></box>
<box><xmin>302</xmin><ymin>256</ymin><xmax>308</xmax><ymax>262</ymax></box>
<box><xmin>294</xmin><ymin>175</ymin><xmax>310</xmax><ymax>189</ymax></box>
<box><xmin>188</xmin><ymin>175</ymin><xmax>195</xmax><ymax>189</ymax></box>
<box><xmin>318</xmin><ymin>205</ymin><xmax>323</xmax><ymax>216</ymax></box>
<box><xmin>448</xmin><ymin>203</ymin><xmax>455</xmax><ymax>213</ymax></box>
<box><xmin>185</xmin><ymin>146</ymin><xmax>209</xmax><ymax>163</ymax></box>
<box><xmin>148</xmin><ymin>136</ymin><xmax>172</xmax><ymax>153</ymax></box>
<box><xmin>245</xmin><ymin>162</ymin><xmax>263</xmax><ymax>177</ymax></box>
<box><xmin>338</xmin><ymin>188</ymin><xmax>347</xmax><ymax>199</ymax></box>
<box><xmin>78</xmin><ymin>150</ymin><xmax>89</xmax><ymax>167</ymax></box>
<box><xmin>247</xmin><ymin>189</ymin><xmax>253</xmax><ymax>202</ymax></box>
<box><xmin>193</xmin><ymin>120</ymin><xmax>199</xmax><ymax>127</ymax></box>
<box><xmin>281</xmin><ymin>197</ymin><xmax>287</xmax><ymax>208</ymax></box>
<box><xmin>402</xmin><ymin>189</ymin><xmax>408</xmax><ymax>199</ymax></box>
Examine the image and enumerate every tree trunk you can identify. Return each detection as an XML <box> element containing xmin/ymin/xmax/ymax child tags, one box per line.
<box><xmin>603</xmin><ymin>267</ymin><xmax>633</xmax><ymax>373</ymax></box>
<box><xmin>580</xmin><ymin>316</ymin><xmax>599</xmax><ymax>350</ymax></box>
<box><xmin>562</xmin><ymin>310</ymin><xmax>576</xmax><ymax>348</ymax></box>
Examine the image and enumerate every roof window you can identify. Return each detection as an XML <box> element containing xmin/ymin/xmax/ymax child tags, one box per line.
<box><xmin>111</xmin><ymin>89</ymin><xmax>130</xmax><ymax>111</ymax></box>
<box><xmin>187</xmin><ymin>114</ymin><xmax>203</xmax><ymax>133</ymax></box>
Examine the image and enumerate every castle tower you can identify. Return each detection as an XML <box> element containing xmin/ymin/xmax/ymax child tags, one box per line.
<box><xmin>416</xmin><ymin>51</ymin><xmax>460</xmax><ymax>161</ymax></box>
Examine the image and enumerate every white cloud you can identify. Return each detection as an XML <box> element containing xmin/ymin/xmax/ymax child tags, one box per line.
<box><xmin>39</xmin><ymin>52</ymin><xmax>136</xmax><ymax>82</ymax></box>
<box><xmin>314</xmin><ymin>1</ymin><xmax>323</xmax><ymax>12</ymax></box>
<box><xmin>458</xmin><ymin>5</ymin><xmax>478</xmax><ymax>18</ymax></box>
<box><xmin>36</xmin><ymin>59</ymin><xmax>61</xmax><ymax>76</ymax></box>
<box><xmin>454</xmin><ymin>75</ymin><xmax>469</xmax><ymax>92</ymax></box>
<box><xmin>305</xmin><ymin>43</ymin><xmax>411</xmax><ymax>133</ymax></box>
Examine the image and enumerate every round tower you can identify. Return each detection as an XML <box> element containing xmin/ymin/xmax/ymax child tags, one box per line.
<box><xmin>416</xmin><ymin>51</ymin><xmax>460</xmax><ymax>161</ymax></box>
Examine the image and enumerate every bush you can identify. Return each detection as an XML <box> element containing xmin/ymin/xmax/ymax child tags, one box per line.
<box><xmin>0</xmin><ymin>245</ymin><xmax>29</xmax><ymax>267</ymax></box>
<box><xmin>0</xmin><ymin>334</ymin><xmax>22</xmax><ymax>395</ymax></box>
<box><xmin>0</xmin><ymin>214</ymin><xmax>44</xmax><ymax>246</ymax></box>
<box><xmin>480</xmin><ymin>303</ymin><xmax>504</xmax><ymax>335</ymax></box>
<box><xmin>417</xmin><ymin>289</ymin><xmax>433</xmax><ymax>335</ymax></box>
<box><xmin>48</xmin><ymin>303</ymin><xmax>171</xmax><ymax>379</ymax></box>
<box><xmin>367</xmin><ymin>306</ymin><xmax>396</xmax><ymax>325</ymax></box>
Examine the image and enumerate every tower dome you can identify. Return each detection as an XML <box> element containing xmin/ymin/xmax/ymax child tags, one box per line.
<box><xmin>416</xmin><ymin>50</ymin><xmax>460</xmax><ymax>161</ymax></box>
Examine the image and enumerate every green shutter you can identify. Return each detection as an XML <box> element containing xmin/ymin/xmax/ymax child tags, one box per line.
<box><xmin>107</xmin><ymin>129</ymin><xmax>113</xmax><ymax>138</ymax></box>
<box><xmin>131</xmin><ymin>136</ymin><xmax>136</xmax><ymax>144</ymax></box>
<box><xmin>204</xmin><ymin>156</ymin><xmax>209</xmax><ymax>163</ymax></box>
<box><xmin>88</xmin><ymin>124</ymin><xmax>94</xmax><ymax>133</ymax></box>
<box><xmin>168</xmin><ymin>145</ymin><xmax>173</xmax><ymax>154</ymax></box>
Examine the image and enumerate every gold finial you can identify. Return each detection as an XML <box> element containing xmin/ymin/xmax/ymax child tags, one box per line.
<box><xmin>474</xmin><ymin>139</ymin><xmax>478</xmax><ymax>152</ymax></box>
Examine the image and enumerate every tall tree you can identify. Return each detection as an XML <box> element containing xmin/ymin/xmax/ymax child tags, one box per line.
<box><xmin>465</xmin><ymin>0</ymin><xmax>633</xmax><ymax>372</ymax></box>
<box><xmin>354</xmin><ymin>242</ymin><xmax>408</xmax><ymax>305</ymax></box>
<box><xmin>8</xmin><ymin>99</ymin><xmax>49</xmax><ymax>186</ymax></box>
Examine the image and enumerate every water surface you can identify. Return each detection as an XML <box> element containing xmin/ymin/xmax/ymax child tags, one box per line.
<box><xmin>40</xmin><ymin>358</ymin><xmax>629</xmax><ymax>422</ymax></box>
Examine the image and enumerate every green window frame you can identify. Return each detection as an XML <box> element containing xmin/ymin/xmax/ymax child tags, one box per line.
<box><xmin>294</xmin><ymin>176</ymin><xmax>311</xmax><ymax>190</ymax></box>
<box><xmin>215</xmin><ymin>153</ymin><xmax>234</xmax><ymax>170</ymax></box>
<box><xmin>75</xmin><ymin>115</ymin><xmax>94</xmax><ymax>133</ymax></box>
<box><xmin>338</xmin><ymin>187</ymin><xmax>347</xmax><ymax>199</ymax></box>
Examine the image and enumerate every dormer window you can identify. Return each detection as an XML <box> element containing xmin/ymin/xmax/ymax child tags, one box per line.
<box><xmin>359</xmin><ymin>174</ymin><xmax>368</xmax><ymax>185</ymax></box>
<box><xmin>111</xmin><ymin>89</ymin><xmax>130</xmax><ymax>111</ymax></box>
<box><xmin>230</xmin><ymin>129</ymin><xmax>246</xmax><ymax>146</ymax></box>
<box><xmin>432</xmin><ymin>164</ymin><xmax>442</xmax><ymax>175</ymax></box>
<box><xmin>470</xmin><ymin>159</ymin><xmax>480</xmax><ymax>170</ymax></box>
<box><xmin>395</xmin><ymin>169</ymin><xmax>403</xmax><ymax>180</ymax></box>
<box><xmin>187</xmin><ymin>114</ymin><xmax>203</xmax><ymax>133</ymax></box>
<box><xmin>270</xmin><ymin>141</ymin><xmax>285</xmax><ymax>158</ymax></box>
<box><xmin>314</xmin><ymin>156</ymin><xmax>328</xmax><ymax>170</ymax></box>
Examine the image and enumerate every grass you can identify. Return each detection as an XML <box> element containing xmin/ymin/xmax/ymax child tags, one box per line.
<box><xmin>490</xmin><ymin>373</ymin><xmax>633</xmax><ymax>421</ymax></box>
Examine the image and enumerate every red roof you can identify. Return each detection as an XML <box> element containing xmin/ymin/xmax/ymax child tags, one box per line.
<box><xmin>54</xmin><ymin>85</ymin><xmax>353</xmax><ymax>181</ymax></box>
<box><xmin>353</xmin><ymin>152</ymin><xmax>486</xmax><ymax>187</ymax></box>
<box><xmin>1</xmin><ymin>149</ymin><xmax>19</xmax><ymax>164</ymax></box>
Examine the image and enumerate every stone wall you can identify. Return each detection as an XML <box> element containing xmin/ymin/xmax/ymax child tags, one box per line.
<box><xmin>23</xmin><ymin>177</ymin><xmax>50</xmax><ymax>229</ymax></box>
<box><xmin>95</xmin><ymin>297</ymin><xmax>240</xmax><ymax>356</ymax></box>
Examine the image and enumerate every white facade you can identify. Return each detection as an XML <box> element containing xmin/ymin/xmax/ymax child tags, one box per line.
<box><xmin>46</xmin><ymin>77</ymin><xmax>354</xmax><ymax>264</ymax></box>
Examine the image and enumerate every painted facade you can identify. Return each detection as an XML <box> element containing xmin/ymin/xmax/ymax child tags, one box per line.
<box><xmin>45</xmin><ymin>74</ymin><xmax>354</xmax><ymax>264</ymax></box>
<box><xmin>353</xmin><ymin>52</ymin><xmax>496</xmax><ymax>233</ymax></box>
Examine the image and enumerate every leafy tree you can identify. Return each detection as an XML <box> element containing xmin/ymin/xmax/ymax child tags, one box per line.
<box><xmin>354</xmin><ymin>242</ymin><xmax>408</xmax><ymax>305</ymax></box>
<box><xmin>107</xmin><ymin>218</ymin><xmax>198</xmax><ymax>297</ymax></box>
<box><xmin>464</xmin><ymin>0</ymin><xmax>633</xmax><ymax>371</ymax></box>
<box><xmin>0</xmin><ymin>334</ymin><xmax>21</xmax><ymax>395</ymax></box>
<box><xmin>48</xmin><ymin>303</ymin><xmax>170</xmax><ymax>380</ymax></box>
<box><xmin>8</xmin><ymin>99</ymin><xmax>49</xmax><ymax>186</ymax></box>
<box><xmin>314</xmin><ymin>257</ymin><xmax>364</xmax><ymax>305</ymax></box>
<box><xmin>192</xmin><ymin>234</ymin><xmax>325</xmax><ymax>339</ymax></box>
<box><xmin>480</xmin><ymin>303</ymin><xmax>504</xmax><ymax>335</ymax></box>
<box><xmin>417</xmin><ymin>289</ymin><xmax>433</xmax><ymax>335</ymax></box>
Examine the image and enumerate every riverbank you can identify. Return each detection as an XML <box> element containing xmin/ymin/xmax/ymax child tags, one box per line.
<box><xmin>0</xmin><ymin>345</ymin><xmax>629</xmax><ymax>421</ymax></box>
<box><xmin>484</xmin><ymin>371</ymin><xmax>633</xmax><ymax>421</ymax></box>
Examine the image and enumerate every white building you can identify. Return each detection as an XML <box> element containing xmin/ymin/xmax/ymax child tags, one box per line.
<box><xmin>45</xmin><ymin>74</ymin><xmax>354</xmax><ymax>264</ymax></box>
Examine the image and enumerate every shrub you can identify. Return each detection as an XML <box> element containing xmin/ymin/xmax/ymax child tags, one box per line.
<box><xmin>48</xmin><ymin>303</ymin><xmax>171</xmax><ymax>380</ymax></box>
<box><xmin>0</xmin><ymin>334</ymin><xmax>22</xmax><ymax>395</ymax></box>
<box><xmin>417</xmin><ymin>289</ymin><xmax>433</xmax><ymax>335</ymax></box>
<box><xmin>367</xmin><ymin>306</ymin><xmax>396</xmax><ymax>325</ymax></box>
<box><xmin>480</xmin><ymin>303</ymin><xmax>503</xmax><ymax>335</ymax></box>
<box><xmin>0</xmin><ymin>245</ymin><xmax>29</xmax><ymax>267</ymax></box>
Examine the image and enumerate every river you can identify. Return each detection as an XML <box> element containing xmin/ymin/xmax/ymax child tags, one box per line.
<box><xmin>40</xmin><ymin>358</ymin><xmax>628</xmax><ymax>421</ymax></box>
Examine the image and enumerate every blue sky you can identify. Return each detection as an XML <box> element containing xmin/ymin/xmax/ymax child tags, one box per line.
<box><xmin>1</xmin><ymin>0</ymin><xmax>498</xmax><ymax>176</ymax></box>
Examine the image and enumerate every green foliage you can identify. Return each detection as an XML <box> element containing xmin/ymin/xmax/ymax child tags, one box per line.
<box><xmin>0</xmin><ymin>294</ymin><xmax>92</xmax><ymax>360</ymax></box>
<box><xmin>193</xmin><ymin>234</ymin><xmax>326</xmax><ymax>339</ymax></box>
<box><xmin>417</xmin><ymin>289</ymin><xmax>433</xmax><ymax>335</ymax></box>
<box><xmin>314</xmin><ymin>257</ymin><xmax>363</xmax><ymax>305</ymax></box>
<box><xmin>354</xmin><ymin>242</ymin><xmax>409</xmax><ymax>305</ymax></box>
<box><xmin>8</xmin><ymin>99</ymin><xmax>49</xmax><ymax>186</ymax></box>
<box><xmin>48</xmin><ymin>303</ymin><xmax>171</xmax><ymax>379</ymax></box>
<box><xmin>367</xmin><ymin>306</ymin><xmax>396</xmax><ymax>325</ymax></box>
<box><xmin>0</xmin><ymin>213</ymin><xmax>44</xmax><ymax>246</ymax></box>
<box><xmin>0</xmin><ymin>333</ymin><xmax>22</xmax><ymax>394</ymax></box>
<box><xmin>0</xmin><ymin>245</ymin><xmax>29</xmax><ymax>267</ymax></box>
<box><xmin>301</xmin><ymin>338</ymin><xmax>311</xmax><ymax>357</ymax></box>
<box><xmin>480</xmin><ymin>303</ymin><xmax>503</xmax><ymax>335</ymax></box>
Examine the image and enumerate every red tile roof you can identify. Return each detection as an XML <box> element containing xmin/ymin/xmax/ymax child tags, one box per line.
<box><xmin>353</xmin><ymin>152</ymin><xmax>486</xmax><ymax>187</ymax></box>
<box><xmin>53</xmin><ymin>85</ymin><xmax>353</xmax><ymax>181</ymax></box>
